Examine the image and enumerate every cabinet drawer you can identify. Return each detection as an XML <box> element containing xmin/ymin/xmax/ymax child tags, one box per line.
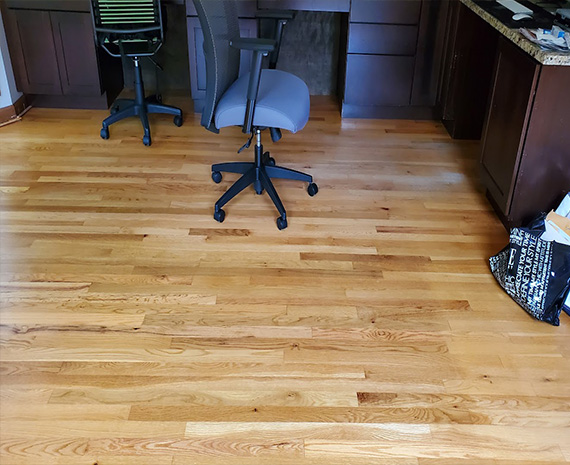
<box><xmin>5</xmin><ymin>9</ymin><xmax>63</xmax><ymax>95</ymax></box>
<box><xmin>344</xmin><ymin>54</ymin><xmax>414</xmax><ymax>106</ymax></box>
<box><xmin>350</xmin><ymin>0</ymin><xmax>421</xmax><ymax>24</ymax></box>
<box><xmin>348</xmin><ymin>24</ymin><xmax>418</xmax><ymax>55</ymax></box>
<box><xmin>186</xmin><ymin>0</ymin><xmax>257</xmax><ymax>17</ymax></box>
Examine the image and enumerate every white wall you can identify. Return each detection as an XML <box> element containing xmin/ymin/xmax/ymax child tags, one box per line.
<box><xmin>0</xmin><ymin>10</ymin><xmax>22</xmax><ymax>109</ymax></box>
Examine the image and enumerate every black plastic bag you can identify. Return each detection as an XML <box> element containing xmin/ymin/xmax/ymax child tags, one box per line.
<box><xmin>489</xmin><ymin>215</ymin><xmax>570</xmax><ymax>326</ymax></box>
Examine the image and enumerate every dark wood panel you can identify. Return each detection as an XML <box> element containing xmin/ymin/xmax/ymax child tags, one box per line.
<box><xmin>440</xmin><ymin>4</ymin><xmax>498</xmax><ymax>139</ymax></box>
<box><xmin>185</xmin><ymin>0</ymin><xmax>257</xmax><ymax>17</ymax></box>
<box><xmin>480</xmin><ymin>38</ymin><xmax>539</xmax><ymax>214</ymax></box>
<box><xmin>257</xmin><ymin>0</ymin><xmax>350</xmax><ymax>12</ymax></box>
<box><xmin>342</xmin><ymin>102</ymin><xmax>437</xmax><ymax>119</ymax></box>
<box><xmin>344</xmin><ymin>54</ymin><xmax>414</xmax><ymax>106</ymax></box>
<box><xmin>51</xmin><ymin>12</ymin><xmax>101</xmax><ymax>96</ymax></box>
<box><xmin>508</xmin><ymin>65</ymin><xmax>570</xmax><ymax>226</ymax></box>
<box><xmin>411</xmin><ymin>0</ymin><xmax>448</xmax><ymax>106</ymax></box>
<box><xmin>350</xmin><ymin>0</ymin><xmax>421</xmax><ymax>24</ymax></box>
<box><xmin>5</xmin><ymin>9</ymin><xmax>62</xmax><ymax>95</ymax></box>
<box><xmin>347</xmin><ymin>24</ymin><xmax>417</xmax><ymax>55</ymax></box>
<box><xmin>437</xmin><ymin>0</ymin><xmax>459</xmax><ymax>120</ymax></box>
<box><xmin>4</xmin><ymin>0</ymin><xmax>90</xmax><ymax>12</ymax></box>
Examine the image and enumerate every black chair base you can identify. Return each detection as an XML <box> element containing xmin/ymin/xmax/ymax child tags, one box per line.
<box><xmin>211</xmin><ymin>131</ymin><xmax>318</xmax><ymax>230</ymax></box>
<box><xmin>99</xmin><ymin>57</ymin><xmax>183</xmax><ymax>146</ymax></box>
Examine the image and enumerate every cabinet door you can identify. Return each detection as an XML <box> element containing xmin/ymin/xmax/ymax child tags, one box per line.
<box><xmin>440</xmin><ymin>4</ymin><xmax>498</xmax><ymax>139</ymax></box>
<box><xmin>5</xmin><ymin>9</ymin><xmax>62</xmax><ymax>95</ymax></box>
<box><xmin>411</xmin><ymin>0</ymin><xmax>449</xmax><ymax>106</ymax></box>
<box><xmin>51</xmin><ymin>12</ymin><xmax>102</xmax><ymax>96</ymax></box>
<box><xmin>344</xmin><ymin>55</ymin><xmax>414</xmax><ymax>106</ymax></box>
<box><xmin>348</xmin><ymin>24</ymin><xmax>418</xmax><ymax>55</ymax></box>
<box><xmin>480</xmin><ymin>38</ymin><xmax>539</xmax><ymax>214</ymax></box>
<box><xmin>187</xmin><ymin>17</ymin><xmax>258</xmax><ymax>103</ymax></box>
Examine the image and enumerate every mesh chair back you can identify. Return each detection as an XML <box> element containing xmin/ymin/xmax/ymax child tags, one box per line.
<box><xmin>92</xmin><ymin>0</ymin><xmax>161</xmax><ymax>31</ymax></box>
<box><xmin>192</xmin><ymin>0</ymin><xmax>241</xmax><ymax>131</ymax></box>
<box><xmin>91</xmin><ymin>0</ymin><xmax>163</xmax><ymax>56</ymax></box>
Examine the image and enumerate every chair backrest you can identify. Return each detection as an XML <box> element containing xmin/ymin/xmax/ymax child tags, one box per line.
<box><xmin>91</xmin><ymin>0</ymin><xmax>164</xmax><ymax>55</ymax></box>
<box><xmin>192</xmin><ymin>0</ymin><xmax>241</xmax><ymax>131</ymax></box>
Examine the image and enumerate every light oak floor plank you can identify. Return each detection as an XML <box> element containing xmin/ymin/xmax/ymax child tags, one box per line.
<box><xmin>1</xmin><ymin>97</ymin><xmax>569</xmax><ymax>464</ymax></box>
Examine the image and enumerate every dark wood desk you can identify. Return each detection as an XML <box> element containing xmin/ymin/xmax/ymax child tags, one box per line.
<box><xmin>2</xmin><ymin>0</ymin><xmax>449</xmax><ymax>118</ymax></box>
<box><xmin>186</xmin><ymin>0</ymin><xmax>449</xmax><ymax>119</ymax></box>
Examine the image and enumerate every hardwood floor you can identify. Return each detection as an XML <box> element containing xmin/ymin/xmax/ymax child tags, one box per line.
<box><xmin>1</xmin><ymin>97</ymin><xmax>569</xmax><ymax>465</ymax></box>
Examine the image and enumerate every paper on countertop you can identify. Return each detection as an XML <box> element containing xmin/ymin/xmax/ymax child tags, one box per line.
<box><xmin>497</xmin><ymin>0</ymin><xmax>533</xmax><ymax>15</ymax></box>
<box><xmin>520</xmin><ymin>27</ymin><xmax>570</xmax><ymax>51</ymax></box>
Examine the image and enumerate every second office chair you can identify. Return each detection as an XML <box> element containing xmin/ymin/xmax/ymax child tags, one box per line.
<box><xmin>91</xmin><ymin>0</ymin><xmax>183</xmax><ymax>146</ymax></box>
<box><xmin>193</xmin><ymin>0</ymin><xmax>318</xmax><ymax>230</ymax></box>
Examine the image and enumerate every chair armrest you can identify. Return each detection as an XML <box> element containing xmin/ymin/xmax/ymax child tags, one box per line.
<box><xmin>254</xmin><ymin>10</ymin><xmax>295</xmax><ymax>69</ymax></box>
<box><xmin>255</xmin><ymin>9</ymin><xmax>295</xmax><ymax>21</ymax></box>
<box><xmin>230</xmin><ymin>38</ymin><xmax>276</xmax><ymax>53</ymax></box>
<box><xmin>230</xmin><ymin>38</ymin><xmax>276</xmax><ymax>134</ymax></box>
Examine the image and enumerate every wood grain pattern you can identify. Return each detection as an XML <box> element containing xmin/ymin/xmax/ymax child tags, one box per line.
<box><xmin>1</xmin><ymin>97</ymin><xmax>569</xmax><ymax>464</ymax></box>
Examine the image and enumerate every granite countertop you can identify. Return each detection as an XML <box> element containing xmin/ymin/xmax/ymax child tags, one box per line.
<box><xmin>460</xmin><ymin>0</ymin><xmax>570</xmax><ymax>65</ymax></box>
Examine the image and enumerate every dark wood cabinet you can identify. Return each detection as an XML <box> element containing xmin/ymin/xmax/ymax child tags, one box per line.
<box><xmin>411</xmin><ymin>0</ymin><xmax>449</xmax><ymax>107</ymax></box>
<box><xmin>4</xmin><ymin>3</ymin><xmax>122</xmax><ymax>109</ymax></box>
<box><xmin>342</xmin><ymin>0</ymin><xmax>447</xmax><ymax>119</ymax></box>
<box><xmin>480</xmin><ymin>38</ymin><xmax>539</xmax><ymax>213</ymax></box>
<box><xmin>347</xmin><ymin>24</ymin><xmax>418</xmax><ymax>55</ymax></box>
<box><xmin>7</xmin><ymin>9</ymin><xmax>62</xmax><ymax>95</ymax></box>
<box><xmin>345</xmin><ymin>55</ymin><xmax>415</xmax><ymax>106</ymax></box>
<box><xmin>184</xmin><ymin>0</ymin><xmax>448</xmax><ymax>119</ymax></box>
<box><xmin>438</xmin><ymin>3</ymin><xmax>498</xmax><ymax>139</ymax></box>
<box><xmin>51</xmin><ymin>11</ymin><xmax>102</xmax><ymax>96</ymax></box>
<box><xmin>480</xmin><ymin>37</ymin><xmax>570</xmax><ymax>227</ymax></box>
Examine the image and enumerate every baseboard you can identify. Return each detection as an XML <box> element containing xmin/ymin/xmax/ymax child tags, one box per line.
<box><xmin>0</xmin><ymin>94</ymin><xmax>26</xmax><ymax>124</ymax></box>
<box><xmin>341</xmin><ymin>102</ymin><xmax>438</xmax><ymax>120</ymax></box>
<box><xmin>28</xmin><ymin>92</ymin><xmax>112</xmax><ymax>110</ymax></box>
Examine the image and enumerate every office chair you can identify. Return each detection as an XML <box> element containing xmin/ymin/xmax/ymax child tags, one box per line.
<box><xmin>193</xmin><ymin>0</ymin><xmax>318</xmax><ymax>230</ymax></box>
<box><xmin>91</xmin><ymin>0</ymin><xmax>183</xmax><ymax>146</ymax></box>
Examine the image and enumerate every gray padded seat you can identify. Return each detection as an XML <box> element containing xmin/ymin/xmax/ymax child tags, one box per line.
<box><xmin>215</xmin><ymin>69</ymin><xmax>310</xmax><ymax>133</ymax></box>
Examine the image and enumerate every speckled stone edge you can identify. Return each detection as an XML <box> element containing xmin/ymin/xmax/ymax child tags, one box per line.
<box><xmin>460</xmin><ymin>0</ymin><xmax>570</xmax><ymax>66</ymax></box>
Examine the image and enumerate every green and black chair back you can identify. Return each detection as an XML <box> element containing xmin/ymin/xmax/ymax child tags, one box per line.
<box><xmin>90</xmin><ymin>0</ymin><xmax>183</xmax><ymax>146</ymax></box>
<box><xmin>91</xmin><ymin>0</ymin><xmax>163</xmax><ymax>57</ymax></box>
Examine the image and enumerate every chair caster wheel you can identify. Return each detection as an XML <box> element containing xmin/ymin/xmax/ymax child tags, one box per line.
<box><xmin>212</xmin><ymin>171</ymin><xmax>222</xmax><ymax>183</ymax></box>
<box><xmin>143</xmin><ymin>135</ymin><xmax>151</xmax><ymax>146</ymax></box>
<box><xmin>307</xmin><ymin>183</ymin><xmax>318</xmax><ymax>197</ymax></box>
<box><xmin>214</xmin><ymin>209</ymin><xmax>225</xmax><ymax>223</ymax></box>
<box><xmin>100</xmin><ymin>127</ymin><xmax>109</xmax><ymax>140</ymax></box>
<box><xmin>277</xmin><ymin>216</ymin><xmax>288</xmax><ymax>230</ymax></box>
<box><xmin>174</xmin><ymin>114</ymin><xmax>183</xmax><ymax>127</ymax></box>
<box><xmin>263</xmin><ymin>152</ymin><xmax>275</xmax><ymax>166</ymax></box>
